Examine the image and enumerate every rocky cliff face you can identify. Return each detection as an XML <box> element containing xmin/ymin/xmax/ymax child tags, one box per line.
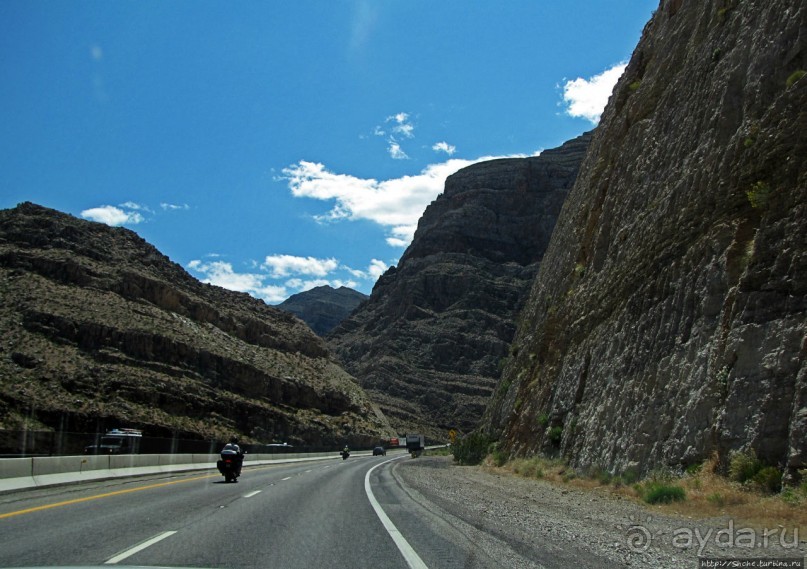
<box><xmin>278</xmin><ymin>285</ymin><xmax>368</xmax><ymax>336</ymax></box>
<box><xmin>486</xmin><ymin>0</ymin><xmax>806</xmax><ymax>481</ymax></box>
<box><xmin>328</xmin><ymin>134</ymin><xmax>592</xmax><ymax>439</ymax></box>
<box><xmin>0</xmin><ymin>203</ymin><xmax>391</xmax><ymax>444</ymax></box>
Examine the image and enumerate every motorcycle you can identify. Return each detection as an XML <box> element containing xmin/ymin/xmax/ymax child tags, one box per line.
<box><xmin>217</xmin><ymin>450</ymin><xmax>242</xmax><ymax>482</ymax></box>
<box><xmin>340</xmin><ymin>449</ymin><xmax>350</xmax><ymax>460</ymax></box>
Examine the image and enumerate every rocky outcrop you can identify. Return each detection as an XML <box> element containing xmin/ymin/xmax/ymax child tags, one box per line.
<box><xmin>278</xmin><ymin>285</ymin><xmax>367</xmax><ymax>336</ymax></box>
<box><xmin>328</xmin><ymin>134</ymin><xmax>592</xmax><ymax>439</ymax></box>
<box><xmin>485</xmin><ymin>0</ymin><xmax>806</xmax><ymax>481</ymax></box>
<box><xmin>0</xmin><ymin>203</ymin><xmax>391</xmax><ymax>444</ymax></box>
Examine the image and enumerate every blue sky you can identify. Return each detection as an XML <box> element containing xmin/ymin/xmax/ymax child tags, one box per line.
<box><xmin>0</xmin><ymin>1</ymin><xmax>657</xmax><ymax>303</ymax></box>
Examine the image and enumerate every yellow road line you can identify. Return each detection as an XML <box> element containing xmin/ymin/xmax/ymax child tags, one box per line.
<box><xmin>0</xmin><ymin>473</ymin><xmax>218</xmax><ymax>520</ymax></box>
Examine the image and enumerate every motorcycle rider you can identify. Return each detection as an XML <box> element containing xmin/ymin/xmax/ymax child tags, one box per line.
<box><xmin>341</xmin><ymin>444</ymin><xmax>350</xmax><ymax>458</ymax></box>
<box><xmin>221</xmin><ymin>436</ymin><xmax>244</xmax><ymax>476</ymax></box>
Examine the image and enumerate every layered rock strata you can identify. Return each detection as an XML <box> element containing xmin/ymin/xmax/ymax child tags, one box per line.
<box><xmin>486</xmin><ymin>0</ymin><xmax>806</xmax><ymax>481</ymax></box>
<box><xmin>328</xmin><ymin>133</ymin><xmax>592</xmax><ymax>439</ymax></box>
<box><xmin>0</xmin><ymin>203</ymin><xmax>391</xmax><ymax>444</ymax></box>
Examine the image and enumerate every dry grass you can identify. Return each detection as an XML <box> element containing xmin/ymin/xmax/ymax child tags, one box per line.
<box><xmin>669</xmin><ymin>458</ymin><xmax>807</xmax><ymax>534</ymax></box>
<box><xmin>484</xmin><ymin>454</ymin><xmax>807</xmax><ymax>535</ymax></box>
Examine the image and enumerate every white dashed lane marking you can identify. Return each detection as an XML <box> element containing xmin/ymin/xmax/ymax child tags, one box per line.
<box><xmin>105</xmin><ymin>530</ymin><xmax>177</xmax><ymax>564</ymax></box>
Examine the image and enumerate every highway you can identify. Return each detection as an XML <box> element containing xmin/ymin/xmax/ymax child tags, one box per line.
<box><xmin>0</xmin><ymin>452</ymin><xmax>505</xmax><ymax>569</ymax></box>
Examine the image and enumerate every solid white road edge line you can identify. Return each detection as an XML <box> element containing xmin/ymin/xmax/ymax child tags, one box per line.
<box><xmin>104</xmin><ymin>530</ymin><xmax>177</xmax><ymax>564</ymax></box>
<box><xmin>243</xmin><ymin>490</ymin><xmax>261</xmax><ymax>498</ymax></box>
<box><xmin>365</xmin><ymin>458</ymin><xmax>429</xmax><ymax>569</ymax></box>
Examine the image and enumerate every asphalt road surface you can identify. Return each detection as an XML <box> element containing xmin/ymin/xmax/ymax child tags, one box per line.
<box><xmin>0</xmin><ymin>452</ymin><xmax>508</xmax><ymax>569</ymax></box>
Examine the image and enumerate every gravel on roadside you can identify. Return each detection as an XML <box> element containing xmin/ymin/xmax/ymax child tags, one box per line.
<box><xmin>393</xmin><ymin>456</ymin><xmax>807</xmax><ymax>569</ymax></box>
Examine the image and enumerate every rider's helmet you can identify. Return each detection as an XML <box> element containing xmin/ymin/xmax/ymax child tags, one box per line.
<box><xmin>230</xmin><ymin>436</ymin><xmax>239</xmax><ymax>444</ymax></box>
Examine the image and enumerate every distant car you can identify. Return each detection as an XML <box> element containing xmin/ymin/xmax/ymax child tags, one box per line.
<box><xmin>84</xmin><ymin>428</ymin><xmax>143</xmax><ymax>455</ymax></box>
<box><xmin>372</xmin><ymin>446</ymin><xmax>386</xmax><ymax>456</ymax></box>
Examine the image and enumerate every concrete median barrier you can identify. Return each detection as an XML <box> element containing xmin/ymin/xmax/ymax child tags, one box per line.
<box><xmin>0</xmin><ymin>450</ymin><xmax>359</xmax><ymax>493</ymax></box>
<box><xmin>0</xmin><ymin>457</ymin><xmax>33</xmax><ymax>479</ymax></box>
<box><xmin>31</xmin><ymin>455</ymin><xmax>113</xmax><ymax>487</ymax></box>
<box><xmin>32</xmin><ymin>455</ymin><xmax>109</xmax><ymax>476</ymax></box>
<box><xmin>108</xmin><ymin>454</ymin><xmax>162</xmax><ymax>478</ymax></box>
<box><xmin>110</xmin><ymin>454</ymin><xmax>160</xmax><ymax>469</ymax></box>
<box><xmin>0</xmin><ymin>458</ymin><xmax>34</xmax><ymax>492</ymax></box>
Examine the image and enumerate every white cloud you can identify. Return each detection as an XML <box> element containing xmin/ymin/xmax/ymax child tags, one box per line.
<box><xmin>283</xmin><ymin>154</ymin><xmax>524</xmax><ymax>247</ymax></box>
<box><xmin>81</xmin><ymin>205</ymin><xmax>144</xmax><ymax>226</ymax></box>
<box><xmin>187</xmin><ymin>255</ymin><xmax>379</xmax><ymax>304</ymax></box>
<box><xmin>342</xmin><ymin>259</ymin><xmax>389</xmax><ymax>280</ymax></box>
<box><xmin>388</xmin><ymin>141</ymin><xmax>409</xmax><ymax>160</ymax></box>
<box><xmin>188</xmin><ymin>260</ymin><xmax>261</xmax><ymax>291</ymax></box>
<box><xmin>335</xmin><ymin>279</ymin><xmax>360</xmax><ymax>289</ymax></box>
<box><xmin>187</xmin><ymin>260</ymin><xmax>288</xmax><ymax>303</ymax></box>
<box><xmin>262</xmin><ymin>254</ymin><xmax>339</xmax><ymax>278</ymax></box>
<box><xmin>395</xmin><ymin>124</ymin><xmax>414</xmax><ymax>138</ymax></box>
<box><xmin>561</xmin><ymin>62</ymin><xmax>627</xmax><ymax>124</ymax></box>
<box><xmin>287</xmin><ymin>278</ymin><xmax>360</xmax><ymax>292</ymax></box>
<box><xmin>373</xmin><ymin>112</ymin><xmax>415</xmax><ymax>160</ymax></box>
<box><xmin>161</xmin><ymin>202</ymin><xmax>190</xmax><ymax>211</ymax></box>
<box><xmin>367</xmin><ymin>259</ymin><xmax>389</xmax><ymax>279</ymax></box>
<box><xmin>432</xmin><ymin>141</ymin><xmax>456</xmax><ymax>156</ymax></box>
<box><xmin>387</xmin><ymin>112</ymin><xmax>414</xmax><ymax>138</ymax></box>
<box><xmin>119</xmin><ymin>201</ymin><xmax>154</xmax><ymax>214</ymax></box>
<box><xmin>81</xmin><ymin>200</ymin><xmax>188</xmax><ymax>226</ymax></box>
<box><xmin>386</xmin><ymin>225</ymin><xmax>415</xmax><ymax>247</ymax></box>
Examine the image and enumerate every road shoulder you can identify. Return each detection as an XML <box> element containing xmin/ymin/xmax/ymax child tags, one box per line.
<box><xmin>393</xmin><ymin>456</ymin><xmax>807</xmax><ymax>568</ymax></box>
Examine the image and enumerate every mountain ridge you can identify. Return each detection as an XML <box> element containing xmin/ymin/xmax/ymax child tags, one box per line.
<box><xmin>484</xmin><ymin>0</ymin><xmax>806</xmax><ymax>481</ymax></box>
<box><xmin>0</xmin><ymin>202</ymin><xmax>391</xmax><ymax>445</ymax></box>
<box><xmin>278</xmin><ymin>285</ymin><xmax>367</xmax><ymax>336</ymax></box>
<box><xmin>328</xmin><ymin>133</ymin><xmax>592</xmax><ymax>439</ymax></box>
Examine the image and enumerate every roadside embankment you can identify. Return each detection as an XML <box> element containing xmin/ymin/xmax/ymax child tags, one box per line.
<box><xmin>394</xmin><ymin>457</ymin><xmax>807</xmax><ymax>569</ymax></box>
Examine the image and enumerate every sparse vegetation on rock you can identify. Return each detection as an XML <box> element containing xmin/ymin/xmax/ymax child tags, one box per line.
<box><xmin>0</xmin><ymin>203</ymin><xmax>391</xmax><ymax>444</ymax></box>
<box><xmin>484</xmin><ymin>0</ymin><xmax>806</xmax><ymax>484</ymax></box>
